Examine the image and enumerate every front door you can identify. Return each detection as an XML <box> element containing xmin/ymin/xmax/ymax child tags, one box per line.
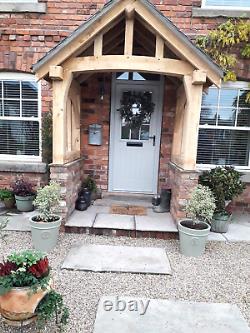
<box><xmin>109</xmin><ymin>74</ymin><xmax>163</xmax><ymax>193</ymax></box>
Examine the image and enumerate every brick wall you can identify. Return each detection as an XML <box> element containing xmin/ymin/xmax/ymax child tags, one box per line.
<box><xmin>0</xmin><ymin>172</ymin><xmax>48</xmax><ymax>190</ymax></box>
<box><xmin>80</xmin><ymin>73</ymin><xmax>111</xmax><ymax>191</ymax></box>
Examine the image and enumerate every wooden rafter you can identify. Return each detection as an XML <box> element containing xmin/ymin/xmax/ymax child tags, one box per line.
<box><xmin>124</xmin><ymin>16</ymin><xmax>134</xmax><ymax>55</ymax></box>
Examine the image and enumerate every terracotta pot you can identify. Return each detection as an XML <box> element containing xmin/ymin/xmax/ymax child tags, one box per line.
<box><xmin>0</xmin><ymin>283</ymin><xmax>51</xmax><ymax>325</ymax></box>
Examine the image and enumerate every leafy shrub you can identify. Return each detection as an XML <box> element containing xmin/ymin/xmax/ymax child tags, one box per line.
<box><xmin>199</xmin><ymin>166</ymin><xmax>245</xmax><ymax>214</ymax></box>
<box><xmin>186</xmin><ymin>185</ymin><xmax>216</xmax><ymax>223</ymax></box>
<box><xmin>82</xmin><ymin>176</ymin><xmax>97</xmax><ymax>193</ymax></box>
<box><xmin>0</xmin><ymin>189</ymin><xmax>14</xmax><ymax>201</ymax></box>
<box><xmin>11</xmin><ymin>179</ymin><xmax>35</xmax><ymax>197</ymax></box>
<box><xmin>33</xmin><ymin>182</ymin><xmax>61</xmax><ymax>222</ymax></box>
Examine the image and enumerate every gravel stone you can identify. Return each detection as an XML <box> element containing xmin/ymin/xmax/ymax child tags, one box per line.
<box><xmin>0</xmin><ymin>232</ymin><xmax>249</xmax><ymax>332</ymax></box>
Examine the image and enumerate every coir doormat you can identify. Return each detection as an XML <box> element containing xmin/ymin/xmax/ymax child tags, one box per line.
<box><xmin>110</xmin><ymin>205</ymin><xmax>147</xmax><ymax>216</ymax></box>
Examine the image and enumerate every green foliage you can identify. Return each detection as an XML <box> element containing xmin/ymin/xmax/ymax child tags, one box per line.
<box><xmin>0</xmin><ymin>189</ymin><xmax>14</xmax><ymax>201</ymax></box>
<box><xmin>36</xmin><ymin>290</ymin><xmax>69</xmax><ymax>331</ymax></box>
<box><xmin>33</xmin><ymin>181</ymin><xmax>61</xmax><ymax>222</ymax></box>
<box><xmin>82</xmin><ymin>176</ymin><xmax>97</xmax><ymax>193</ymax></box>
<box><xmin>0</xmin><ymin>250</ymin><xmax>50</xmax><ymax>295</ymax></box>
<box><xmin>186</xmin><ymin>185</ymin><xmax>216</xmax><ymax>223</ymax></box>
<box><xmin>196</xmin><ymin>19</ymin><xmax>250</xmax><ymax>82</ymax></box>
<box><xmin>42</xmin><ymin>110</ymin><xmax>53</xmax><ymax>165</ymax></box>
<box><xmin>199</xmin><ymin>166</ymin><xmax>245</xmax><ymax>214</ymax></box>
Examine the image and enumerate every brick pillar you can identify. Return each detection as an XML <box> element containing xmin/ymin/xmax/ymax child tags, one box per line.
<box><xmin>50</xmin><ymin>158</ymin><xmax>84</xmax><ymax>221</ymax></box>
<box><xmin>169</xmin><ymin>162</ymin><xmax>199</xmax><ymax>223</ymax></box>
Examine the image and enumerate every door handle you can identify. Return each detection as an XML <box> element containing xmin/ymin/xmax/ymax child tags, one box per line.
<box><xmin>149</xmin><ymin>135</ymin><xmax>156</xmax><ymax>146</ymax></box>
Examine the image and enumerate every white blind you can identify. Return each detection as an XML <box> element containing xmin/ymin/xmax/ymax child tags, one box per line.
<box><xmin>0</xmin><ymin>79</ymin><xmax>40</xmax><ymax>157</ymax></box>
<box><xmin>197</xmin><ymin>86</ymin><xmax>250</xmax><ymax>167</ymax></box>
<box><xmin>204</xmin><ymin>0</ymin><xmax>249</xmax><ymax>7</ymax></box>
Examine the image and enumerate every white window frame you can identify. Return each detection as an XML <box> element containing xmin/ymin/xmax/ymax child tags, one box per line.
<box><xmin>197</xmin><ymin>81</ymin><xmax>250</xmax><ymax>171</ymax></box>
<box><xmin>0</xmin><ymin>0</ymin><xmax>37</xmax><ymax>2</ymax></box>
<box><xmin>202</xmin><ymin>0</ymin><xmax>250</xmax><ymax>10</ymax></box>
<box><xmin>0</xmin><ymin>72</ymin><xmax>42</xmax><ymax>162</ymax></box>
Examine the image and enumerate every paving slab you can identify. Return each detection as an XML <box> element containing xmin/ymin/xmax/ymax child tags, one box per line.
<box><xmin>65</xmin><ymin>210</ymin><xmax>96</xmax><ymax>228</ymax></box>
<box><xmin>3</xmin><ymin>213</ymin><xmax>31</xmax><ymax>231</ymax></box>
<box><xmin>94</xmin><ymin>213</ymin><xmax>135</xmax><ymax>230</ymax></box>
<box><xmin>94</xmin><ymin>297</ymin><xmax>250</xmax><ymax>333</ymax></box>
<box><xmin>135</xmin><ymin>214</ymin><xmax>177</xmax><ymax>232</ymax></box>
<box><xmin>61</xmin><ymin>244</ymin><xmax>172</xmax><ymax>275</ymax></box>
<box><xmin>208</xmin><ymin>232</ymin><xmax>226</xmax><ymax>241</ymax></box>
<box><xmin>224</xmin><ymin>222</ymin><xmax>250</xmax><ymax>242</ymax></box>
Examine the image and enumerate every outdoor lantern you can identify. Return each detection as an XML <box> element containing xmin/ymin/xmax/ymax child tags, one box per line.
<box><xmin>88</xmin><ymin>124</ymin><xmax>102</xmax><ymax>145</ymax></box>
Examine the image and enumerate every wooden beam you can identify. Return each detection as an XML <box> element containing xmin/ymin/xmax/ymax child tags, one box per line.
<box><xmin>63</xmin><ymin>55</ymin><xmax>194</xmax><ymax>77</ymax></box>
<box><xmin>192</xmin><ymin>69</ymin><xmax>207</xmax><ymax>85</ymax></box>
<box><xmin>155</xmin><ymin>35</ymin><xmax>164</xmax><ymax>58</ymax></box>
<box><xmin>49</xmin><ymin>65</ymin><xmax>63</xmax><ymax>80</ymax></box>
<box><xmin>124</xmin><ymin>17</ymin><xmax>134</xmax><ymax>55</ymax></box>
<box><xmin>94</xmin><ymin>34</ymin><xmax>103</xmax><ymax>56</ymax></box>
<box><xmin>133</xmin><ymin>1</ymin><xmax>221</xmax><ymax>87</ymax></box>
<box><xmin>35</xmin><ymin>0</ymin><xmax>136</xmax><ymax>80</ymax></box>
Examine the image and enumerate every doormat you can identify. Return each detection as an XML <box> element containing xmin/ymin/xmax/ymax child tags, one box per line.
<box><xmin>110</xmin><ymin>205</ymin><xmax>147</xmax><ymax>216</ymax></box>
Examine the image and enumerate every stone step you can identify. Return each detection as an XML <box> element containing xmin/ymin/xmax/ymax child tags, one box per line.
<box><xmin>65</xmin><ymin>209</ymin><xmax>178</xmax><ymax>240</ymax></box>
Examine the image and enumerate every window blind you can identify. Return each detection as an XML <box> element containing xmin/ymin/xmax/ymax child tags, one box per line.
<box><xmin>197</xmin><ymin>85</ymin><xmax>250</xmax><ymax>168</ymax></box>
<box><xmin>204</xmin><ymin>0</ymin><xmax>249</xmax><ymax>7</ymax></box>
<box><xmin>0</xmin><ymin>78</ymin><xmax>40</xmax><ymax>158</ymax></box>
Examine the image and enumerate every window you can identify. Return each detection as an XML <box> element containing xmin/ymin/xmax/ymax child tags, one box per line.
<box><xmin>202</xmin><ymin>0</ymin><xmax>249</xmax><ymax>9</ymax></box>
<box><xmin>197</xmin><ymin>82</ymin><xmax>250</xmax><ymax>169</ymax></box>
<box><xmin>0</xmin><ymin>73</ymin><xmax>41</xmax><ymax>161</ymax></box>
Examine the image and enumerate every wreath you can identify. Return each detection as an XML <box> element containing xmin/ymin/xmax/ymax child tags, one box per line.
<box><xmin>117</xmin><ymin>91</ymin><xmax>155</xmax><ymax>128</ymax></box>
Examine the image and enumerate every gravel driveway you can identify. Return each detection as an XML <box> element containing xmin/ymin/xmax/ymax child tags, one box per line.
<box><xmin>0</xmin><ymin>232</ymin><xmax>249</xmax><ymax>332</ymax></box>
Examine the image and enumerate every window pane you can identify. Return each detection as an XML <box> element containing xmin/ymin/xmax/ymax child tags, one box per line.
<box><xmin>197</xmin><ymin>129</ymin><xmax>250</xmax><ymax>166</ymax></box>
<box><xmin>202</xmin><ymin>89</ymin><xmax>218</xmax><ymax>107</ymax></box>
<box><xmin>0</xmin><ymin>82</ymin><xmax>2</xmax><ymax>98</ymax></box>
<box><xmin>217</xmin><ymin>108</ymin><xmax>236</xmax><ymax>126</ymax></box>
<box><xmin>3</xmin><ymin>81</ymin><xmax>20</xmax><ymax>98</ymax></box>
<box><xmin>219</xmin><ymin>89</ymin><xmax>238</xmax><ymax>107</ymax></box>
<box><xmin>204</xmin><ymin>0</ymin><xmax>248</xmax><ymax>7</ymax></box>
<box><xmin>3</xmin><ymin>100</ymin><xmax>20</xmax><ymax>116</ymax></box>
<box><xmin>237</xmin><ymin>109</ymin><xmax>250</xmax><ymax>127</ymax></box>
<box><xmin>116</xmin><ymin>72</ymin><xmax>129</xmax><ymax>80</ymax></box>
<box><xmin>121</xmin><ymin>122</ymin><xmax>130</xmax><ymax>139</ymax></box>
<box><xmin>22</xmin><ymin>81</ymin><xmax>38</xmax><ymax>99</ymax></box>
<box><xmin>200</xmin><ymin>107</ymin><xmax>217</xmax><ymax>125</ymax></box>
<box><xmin>140</xmin><ymin>125</ymin><xmax>150</xmax><ymax>140</ymax></box>
<box><xmin>0</xmin><ymin>120</ymin><xmax>39</xmax><ymax>156</ymax></box>
<box><xmin>0</xmin><ymin>101</ymin><xmax>3</xmax><ymax>116</ymax></box>
<box><xmin>22</xmin><ymin>100</ymin><xmax>38</xmax><ymax>117</ymax></box>
<box><xmin>131</xmin><ymin>127</ymin><xmax>140</xmax><ymax>140</ymax></box>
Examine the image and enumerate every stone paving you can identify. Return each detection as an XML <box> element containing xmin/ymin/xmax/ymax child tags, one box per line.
<box><xmin>94</xmin><ymin>297</ymin><xmax>250</xmax><ymax>333</ymax></box>
<box><xmin>62</xmin><ymin>244</ymin><xmax>172</xmax><ymax>275</ymax></box>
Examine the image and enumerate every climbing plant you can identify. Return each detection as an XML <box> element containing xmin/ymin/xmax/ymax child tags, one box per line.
<box><xmin>196</xmin><ymin>19</ymin><xmax>250</xmax><ymax>101</ymax></box>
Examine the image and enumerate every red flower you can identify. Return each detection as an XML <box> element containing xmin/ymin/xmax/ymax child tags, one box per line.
<box><xmin>28</xmin><ymin>257</ymin><xmax>49</xmax><ymax>278</ymax></box>
<box><xmin>0</xmin><ymin>261</ymin><xmax>18</xmax><ymax>276</ymax></box>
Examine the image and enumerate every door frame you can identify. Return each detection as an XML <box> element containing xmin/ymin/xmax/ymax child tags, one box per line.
<box><xmin>108</xmin><ymin>73</ymin><xmax>164</xmax><ymax>194</ymax></box>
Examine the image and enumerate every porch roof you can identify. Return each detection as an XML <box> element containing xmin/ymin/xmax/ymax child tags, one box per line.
<box><xmin>32</xmin><ymin>0</ymin><xmax>223</xmax><ymax>86</ymax></box>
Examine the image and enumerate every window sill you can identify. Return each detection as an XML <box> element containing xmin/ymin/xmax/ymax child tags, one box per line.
<box><xmin>0</xmin><ymin>2</ymin><xmax>46</xmax><ymax>13</ymax></box>
<box><xmin>192</xmin><ymin>8</ymin><xmax>250</xmax><ymax>18</ymax></box>
<box><xmin>0</xmin><ymin>161</ymin><xmax>47</xmax><ymax>173</ymax></box>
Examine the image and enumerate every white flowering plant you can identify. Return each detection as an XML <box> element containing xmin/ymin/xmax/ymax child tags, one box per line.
<box><xmin>186</xmin><ymin>185</ymin><xmax>216</xmax><ymax>224</ymax></box>
<box><xmin>33</xmin><ymin>182</ymin><xmax>61</xmax><ymax>223</ymax></box>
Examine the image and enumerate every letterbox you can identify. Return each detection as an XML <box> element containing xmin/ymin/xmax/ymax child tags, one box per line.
<box><xmin>88</xmin><ymin>124</ymin><xmax>102</xmax><ymax>145</ymax></box>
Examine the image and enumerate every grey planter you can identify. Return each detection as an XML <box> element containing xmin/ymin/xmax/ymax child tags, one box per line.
<box><xmin>29</xmin><ymin>216</ymin><xmax>62</xmax><ymax>252</ymax></box>
<box><xmin>15</xmin><ymin>195</ymin><xmax>34</xmax><ymax>212</ymax></box>
<box><xmin>178</xmin><ymin>219</ymin><xmax>211</xmax><ymax>257</ymax></box>
<box><xmin>211</xmin><ymin>214</ymin><xmax>232</xmax><ymax>233</ymax></box>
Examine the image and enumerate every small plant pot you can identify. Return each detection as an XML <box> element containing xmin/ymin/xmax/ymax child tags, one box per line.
<box><xmin>0</xmin><ymin>284</ymin><xmax>50</xmax><ymax>327</ymax></box>
<box><xmin>15</xmin><ymin>195</ymin><xmax>34</xmax><ymax>212</ymax></box>
<box><xmin>3</xmin><ymin>198</ymin><xmax>15</xmax><ymax>209</ymax></box>
<box><xmin>211</xmin><ymin>214</ymin><xmax>232</xmax><ymax>233</ymax></box>
<box><xmin>178</xmin><ymin>219</ymin><xmax>211</xmax><ymax>257</ymax></box>
<box><xmin>29</xmin><ymin>215</ymin><xmax>62</xmax><ymax>252</ymax></box>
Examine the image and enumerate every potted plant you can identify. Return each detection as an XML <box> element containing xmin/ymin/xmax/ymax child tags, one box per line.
<box><xmin>11</xmin><ymin>179</ymin><xmax>35</xmax><ymax>212</ymax></box>
<box><xmin>0</xmin><ymin>250</ymin><xmax>69</xmax><ymax>329</ymax></box>
<box><xmin>0</xmin><ymin>189</ymin><xmax>15</xmax><ymax>209</ymax></box>
<box><xmin>30</xmin><ymin>181</ymin><xmax>61</xmax><ymax>252</ymax></box>
<box><xmin>199</xmin><ymin>166</ymin><xmax>245</xmax><ymax>233</ymax></box>
<box><xmin>178</xmin><ymin>185</ymin><xmax>216</xmax><ymax>257</ymax></box>
<box><xmin>82</xmin><ymin>176</ymin><xmax>101</xmax><ymax>201</ymax></box>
